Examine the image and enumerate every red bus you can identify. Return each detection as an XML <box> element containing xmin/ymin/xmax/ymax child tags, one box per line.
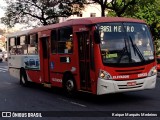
<box><xmin>7</xmin><ymin>17</ymin><xmax>157</xmax><ymax>95</ymax></box>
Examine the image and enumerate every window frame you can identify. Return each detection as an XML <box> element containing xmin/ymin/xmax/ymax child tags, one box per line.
<box><xmin>51</xmin><ymin>29</ymin><xmax>57</xmax><ymax>54</ymax></box>
<box><xmin>90</xmin><ymin>13</ymin><xmax>96</xmax><ymax>17</ymax></box>
<box><xmin>9</xmin><ymin>37</ymin><xmax>16</xmax><ymax>46</ymax></box>
<box><xmin>28</xmin><ymin>33</ymin><xmax>38</xmax><ymax>55</ymax></box>
<box><xmin>9</xmin><ymin>37</ymin><xmax>17</xmax><ymax>55</ymax></box>
<box><xmin>57</xmin><ymin>27</ymin><xmax>73</xmax><ymax>54</ymax></box>
<box><xmin>16</xmin><ymin>35</ymin><xmax>28</xmax><ymax>55</ymax></box>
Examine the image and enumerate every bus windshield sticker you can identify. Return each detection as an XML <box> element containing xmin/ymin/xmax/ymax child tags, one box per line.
<box><xmin>60</xmin><ymin>57</ymin><xmax>70</xmax><ymax>63</ymax></box>
<box><xmin>143</xmin><ymin>51</ymin><xmax>153</xmax><ymax>56</ymax></box>
<box><xmin>106</xmin><ymin>53</ymin><xmax>118</xmax><ymax>58</ymax></box>
<box><xmin>50</xmin><ymin>62</ymin><xmax>54</xmax><ymax>70</ymax></box>
<box><xmin>71</xmin><ymin>67</ymin><xmax>76</xmax><ymax>72</ymax></box>
<box><xmin>65</xmin><ymin>49</ymin><xmax>68</xmax><ymax>53</ymax></box>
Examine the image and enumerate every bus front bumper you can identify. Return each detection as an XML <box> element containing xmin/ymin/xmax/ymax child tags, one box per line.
<box><xmin>97</xmin><ymin>75</ymin><xmax>157</xmax><ymax>95</ymax></box>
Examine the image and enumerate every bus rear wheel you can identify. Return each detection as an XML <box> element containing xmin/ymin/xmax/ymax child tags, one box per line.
<box><xmin>20</xmin><ymin>70</ymin><xmax>28</xmax><ymax>87</ymax></box>
<box><xmin>66</xmin><ymin>80</ymin><xmax>74</xmax><ymax>92</ymax></box>
<box><xmin>64</xmin><ymin>75</ymin><xmax>76</xmax><ymax>96</ymax></box>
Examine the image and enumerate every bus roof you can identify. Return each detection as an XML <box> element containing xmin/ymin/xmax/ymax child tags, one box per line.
<box><xmin>6</xmin><ymin>29</ymin><xmax>30</xmax><ymax>38</ymax></box>
<box><xmin>7</xmin><ymin>17</ymin><xmax>146</xmax><ymax>37</ymax></box>
<box><xmin>29</xmin><ymin>17</ymin><xmax>145</xmax><ymax>33</ymax></box>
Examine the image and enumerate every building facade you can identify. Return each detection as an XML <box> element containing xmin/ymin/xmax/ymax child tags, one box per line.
<box><xmin>59</xmin><ymin>3</ymin><xmax>102</xmax><ymax>23</ymax></box>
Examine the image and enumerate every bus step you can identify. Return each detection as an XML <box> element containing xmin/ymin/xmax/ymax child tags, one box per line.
<box><xmin>42</xmin><ymin>83</ymin><xmax>52</xmax><ymax>88</ymax></box>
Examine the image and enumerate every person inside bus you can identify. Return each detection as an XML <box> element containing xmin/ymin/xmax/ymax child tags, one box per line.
<box><xmin>65</xmin><ymin>34</ymin><xmax>73</xmax><ymax>53</ymax></box>
<box><xmin>134</xmin><ymin>33</ymin><xmax>153</xmax><ymax>57</ymax></box>
<box><xmin>135</xmin><ymin>33</ymin><xmax>151</xmax><ymax>49</ymax></box>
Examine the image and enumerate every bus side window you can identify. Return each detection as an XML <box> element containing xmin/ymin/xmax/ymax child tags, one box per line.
<box><xmin>17</xmin><ymin>35</ymin><xmax>27</xmax><ymax>54</ymax></box>
<box><xmin>9</xmin><ymin>37</ymin><xmax>16</xmax><ymax>55</ymax></box>
<box><xmin>58</xmin><ymin>27</ymin><xmax>73</xmax><ymax>54</ymax></box>
<box><xmin>28</xmin><ymin>34</ymin><xmax>38</xmax><ymax>54</ymax></box>
<box><xmin>51</xmin><ymin>30</ymin><xmax>57</xmax><ymax>54</ymax></box>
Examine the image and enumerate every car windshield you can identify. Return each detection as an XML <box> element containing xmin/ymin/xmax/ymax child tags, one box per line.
<box><xmin>97</xmin><ymin>22</ymin><xmax>154</xmax><ymax>65</ymax></box>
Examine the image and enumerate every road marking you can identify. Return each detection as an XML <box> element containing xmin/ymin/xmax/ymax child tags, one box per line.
<box><xmin>58</xmin><ymin>98</ymin><xmax>87</xmax><ymax>107</ymax></box>
<box><xmin>70</xmin><ymin>101</ymin><xmax>87</xmax><ymax>107</ymax></box>
<box><xmin>0</xmin><ymin>68</ymin><xmax>8</xmax><ymax>70</ymax></box>
<box><xmin>0</xmin><ymin>66</ymin><xmax>8</xmax><ymax>73</ymax></box>
<box><xmin>0</xmin><ymin>68</ymin><xmax>8</xmax><ymax>71</ymax></box>
<box><xmin>0</xmin><ymin>70</ymin><xmax>7</xmax><ymax>72</ymax></box>
<box><xmin>58</xmin><ymin>98</ymin><xmax>69</xmax><ymax>102</ymax></box>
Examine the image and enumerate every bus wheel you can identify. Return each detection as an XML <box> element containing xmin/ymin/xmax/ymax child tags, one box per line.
<box><xmin>20</xmin><ymin>70</ymin><xmax>28</xmax><ymax>87</ymax></box>
<box><xmin>64</xmin><ymin>76</ymin><xmax>76</xmax><ymax>96</ymax></box>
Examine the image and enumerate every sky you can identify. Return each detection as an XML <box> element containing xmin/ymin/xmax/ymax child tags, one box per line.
<box><xmin>0</xmin><ymin>0</ymin><xmax>6</xmax><ymax>18</ymax></box>
<box><xmin>0</xmin><ymin>0</ymin><xmax>28</xmax><ymax>31</ymax></box>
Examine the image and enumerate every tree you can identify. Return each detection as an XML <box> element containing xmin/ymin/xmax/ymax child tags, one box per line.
<box><xmin>1</xmin><ymin>0</ymin><xmax>86</xmax><ymax>27</ymax></box>
<box><xmin>89</xmin><ymin>0</ymin><xmax>137</xmax><ymax>17</ymax></box>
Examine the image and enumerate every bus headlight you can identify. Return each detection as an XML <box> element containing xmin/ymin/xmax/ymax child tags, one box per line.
<box><xmin>99</xmin><ymin>70</ymin><xmax>112</xmax><ymax>80</ymax></box>
<box><xmin>148</xmin><ymin>66</ymin><xmax>157</xmax><ymax>77</ymax></box>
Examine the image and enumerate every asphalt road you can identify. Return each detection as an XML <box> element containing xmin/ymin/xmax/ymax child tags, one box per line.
<box><xmin>0</xmin><ymin>61</ymin><xmax>160</xmax><ymax>120</ymax></box>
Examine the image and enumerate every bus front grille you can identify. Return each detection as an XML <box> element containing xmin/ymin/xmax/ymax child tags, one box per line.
<box><xmin>118</xmin><ymin>83</ymin><xmax>143</xmax><ymax>89</ymax></box>
<box><xmin>115</xmin><ymin>67</ymin><xmax>145</xmax><ymax>75</ymax></box>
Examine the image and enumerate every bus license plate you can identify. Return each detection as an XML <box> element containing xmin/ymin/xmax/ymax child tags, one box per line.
<box><xmin>127</xmin><ymin>81</ymin><xmax>136</xmax><ymax>86</ymax></box>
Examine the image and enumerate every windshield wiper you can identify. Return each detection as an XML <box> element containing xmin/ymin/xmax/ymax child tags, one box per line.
<box><xmin>117</xmin><ymin>38</ymin><xmax>131</xmax><ymax>63</ymax></box>
<box><xmin>129</xmin><ymin>36</ymin><xmax>145</xmax><ymax>62</ymax></box>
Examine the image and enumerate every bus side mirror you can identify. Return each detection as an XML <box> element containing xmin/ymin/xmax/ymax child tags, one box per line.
<box><xmin>94</xmin><ymin>30</ymin><xmax>101</xmax><ymax>44</ymax></box>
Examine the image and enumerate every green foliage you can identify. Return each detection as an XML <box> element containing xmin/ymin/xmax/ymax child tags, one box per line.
<box><xmin>107</xmin><ymin>0</ymin><xmax>138</xmax><ymax>17</ymax></box>
<box><xmin>1</xmin><ymin>0</ymin><xmax>86</xmax><ymax>27</ymax></box>
<box><xmin>90</xmin><ymin>0</ymin><xmax>137</xmax><ymax>17</ymax></box>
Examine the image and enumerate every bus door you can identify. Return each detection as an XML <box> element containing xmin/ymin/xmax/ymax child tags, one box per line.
<box><xmin>77</xmin><ymin>31</ymin><xmax>91</xmax><ymax>91</ymax></box>
<box><xmin>40</xmin><ymin>37</ymin><xmax>50</xmax><ymax>83</ymax></box>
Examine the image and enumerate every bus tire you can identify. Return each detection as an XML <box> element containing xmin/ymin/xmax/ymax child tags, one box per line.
<box><xmin>20</xmin><ymin>69</ymin><xmax>28</xmax><ymax>87</ymax></box>
<box><xmin>63</xmin><ymin>74</ymin><xmax>76</xmax><ymax>96</ymax></box>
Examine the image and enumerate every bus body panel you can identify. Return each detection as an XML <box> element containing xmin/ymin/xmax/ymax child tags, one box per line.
<box><xmin>9</xmin><ymin>68</ymin><xmax>20</xmax><ymax>80</ymax></box>
<box><xmin>97</xmin><ymin>63</ymin><xmax>156</xmax><ymax>81</ymax></box>
<box><xmin>8</xmin><ymin>55</ymin><xmax>25</xmax><ymax>68</ymax></box>
<box><xmin>97</xmin><ymin>75</ymin><xmax>156</xmax><ymax>95</ymax></box>
<box><xmin>26</xmin><ymin>70</ymin><xmax>41</xmax><ymax>83</ymax></box>
<box><xmin>8</xmin><ymin>55</ymin><xmax>41</xmax><ymax>82</ymax></box>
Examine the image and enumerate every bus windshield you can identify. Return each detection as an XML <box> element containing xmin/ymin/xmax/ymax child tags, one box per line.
<box><xmin>97</xmin><ymin>22</ymin><xmax>154</xmax><ymax>65</ymax></box>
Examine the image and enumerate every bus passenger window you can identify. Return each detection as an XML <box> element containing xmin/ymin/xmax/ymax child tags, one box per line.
<box><xmin>28</xmin><ymin>34</ymin><xmax>38</xmax><ymax>54</ymax></box>
<box><xmin>17</xmin><ymin>36</ymin><xmax>27</xmax><ymax>54</ymax></box>
<box><xmin>58</xmin><ymin>27</ymin><xmax>73</xmax><ymax>54</ymax></box>
<box><xmin>9</xmin><ymin>37</ymin><xmax>16</xmax><ymax>55</ymax></box>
